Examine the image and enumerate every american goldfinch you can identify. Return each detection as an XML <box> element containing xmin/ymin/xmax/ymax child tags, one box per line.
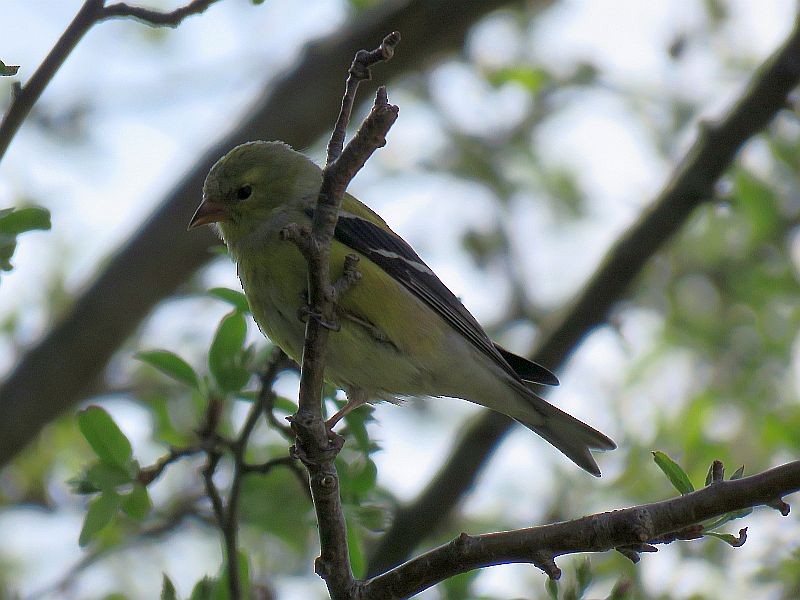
<box><xmin>189</xmin><ymin>141</ymin><xmax>615</xmax><ymax>475</ymax></box>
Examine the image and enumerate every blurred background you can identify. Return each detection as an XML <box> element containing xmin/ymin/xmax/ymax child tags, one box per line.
<box><xmin>1</xmin><ymin>0</ymin><xmax>800</xmax><ymax>598</ymax></box>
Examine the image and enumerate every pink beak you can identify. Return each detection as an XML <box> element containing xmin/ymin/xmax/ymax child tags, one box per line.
<box><xmin>188</xmin><ymin>200</ymin><xmax>229</xmax><ymax>230</ymax></box>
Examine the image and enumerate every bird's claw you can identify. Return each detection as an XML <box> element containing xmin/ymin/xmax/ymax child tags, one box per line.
<box><xmin>297</xmin><ymin>305</ymin><xmax>340</xmax><ymax>331</ymax></box>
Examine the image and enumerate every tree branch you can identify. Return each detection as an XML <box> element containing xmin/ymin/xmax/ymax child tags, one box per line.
<box><xmin>366</xmin><ymin>11</ymin><xmax>800</xmax><ymax>575</ymax></box>
<box><xmin>285</xmin><ymin>33</ymin><xmax>399</xmax><ymax>600</ymax></box>
<box><xmin>0</xmin><ymin>0</ymin><xmax>223</xmax><ymax>163</ymax></box>
<box><xmin>0</xmin><ymin>0</ymin><xmax>104</xmax><ymax>161</ymax></box>
<box><xmin>187</xmin><ymin>348</ymin><xmax>295</xmax><ymax>599</ymax></box>
<box><xmin>0</xmin><ymin>0</ymin><xmax>532</xmax><ymax>468</ymax></box>
<box><xmin>101</xmin><ymin>0</ymin><xmax>221</xmax><ymax>27</ymax></box>
<box><xmin>360</xmin><ymin>460</ymin><xmax>800</xmax><ymax>599</ymax></box>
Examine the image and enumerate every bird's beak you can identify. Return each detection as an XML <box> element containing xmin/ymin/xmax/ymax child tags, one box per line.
<box><xmin>188</xmin><ymin>199</ymin><xmax>229</xmax><ymax>230</ymax></box>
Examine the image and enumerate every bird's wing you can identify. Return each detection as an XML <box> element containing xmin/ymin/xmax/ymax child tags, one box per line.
<box><xmin>311</xmin><ymin>206</ymin><xmax>557</xmax><ymax>387</ymax></box>
<box><xmin>493</xmin><ymin>343</ymin><xmax>559</xmax><ymax>386</ymax></box>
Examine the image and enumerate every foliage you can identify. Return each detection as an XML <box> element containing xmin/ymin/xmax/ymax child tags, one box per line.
<box><xmin>0</xmin><ymin>206</ymin><xmax>50</xmax><ymax>273</ymax></box>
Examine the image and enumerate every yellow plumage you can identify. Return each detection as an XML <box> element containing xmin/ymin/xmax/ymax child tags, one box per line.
<box><xmin>189</xmin><ymin>141</ymin><xmax>615</xmax><ymax>475</ymax></box>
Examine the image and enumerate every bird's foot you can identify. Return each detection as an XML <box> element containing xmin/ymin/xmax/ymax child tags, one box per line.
<box><xmin>297</xmin><ymin>304</ymin><xmax>340</xmax><ymax>331</ymax></box>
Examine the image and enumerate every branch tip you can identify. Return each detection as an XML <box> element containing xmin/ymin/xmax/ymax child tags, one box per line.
<box><xmin>731</xmin><ymin>527</ymin><xmax>748</xmax><ymax>547</ymax></box>
<box><xmin>706</xmin><ymin>460</ymin><xmax>725</xmax><ymax>485</ymax></box>
<box><xmin>380</xmin><ymin>31</ymin><xmax>401</xmax><ymax>59</ymax></box>
<box><xmin>615</xmin><ymin>547</ymin><xmax>642</xmax><ymax>564</ymax></box>
<box><xmin>331</xmin><ymin>254</ymin><xmax>362</xmax><ymax>301</ymax></box>
<box><xmin>768</xmin><ymin>498</ymin><xmax>790</xmax><ymax>516</ymax></box>
<box><xmin>376</xmin><ymin>85</ymin><xmax>389</xmax><ymax>106</ymax></box>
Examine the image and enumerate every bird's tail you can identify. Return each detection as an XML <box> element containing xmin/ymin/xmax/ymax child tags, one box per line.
<box><xmin>514</xmin><ymin>394</ymin><xmax>616</xmax><ymax>477</ymax></box>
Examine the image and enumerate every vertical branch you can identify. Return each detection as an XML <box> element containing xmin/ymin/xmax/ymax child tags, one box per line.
<box><xmin>284</xmin><ymin>32</ymin><xmax>400</xmax><ymax>600</ymax></box>
<box><xmin>197</xmin><ymin>349</ymin><xmax>294</xmax><ymax>600</ymax></box>
<box><xmin>326</xmin><ymin>32</ymin><xmax>401</xmax><ymax>165</ymax></box>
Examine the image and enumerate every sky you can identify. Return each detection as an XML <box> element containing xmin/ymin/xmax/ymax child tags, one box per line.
<box><xmin>0</xmin><ymin>0</ymin><xmax>798</xmax><ymax>598</ymax></box>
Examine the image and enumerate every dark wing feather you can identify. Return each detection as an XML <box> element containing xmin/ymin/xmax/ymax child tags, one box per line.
<box><xmin>493</xmin><ymin>343</ymin><xmax>559</xmax><ymax>386</ymax></box>
<box><xmin>325</xmin><ymin>208</ymin><xmax>537</xmax><ymax>385</ymax></box>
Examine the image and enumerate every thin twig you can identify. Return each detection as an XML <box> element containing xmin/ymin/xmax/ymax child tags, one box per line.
<box><xmin>195</xmin><ymin>345</ymin><xmax>298</xmax><ymax>600</ymax></box>
<box><xmin>241</xmin><ymin>455</ymin><xmax>298</xmax><ymax>475</ymax></box>
<box><xmin>0</xmin><ymin>0</ymin><xmax>223</xmax><ymax>163</ymax></box>
<box><xmin>137</xmin><ymin>444</ymin><xmax>203</xmax><ymax>485</ymax></box>
<box><xmin>260</xmin><ymin>348</ymin><xmax>297</xmax><ymax>440</ymax></box>
<box><xmin>28</xmin><ymin>499</ymin><xmax>206</xmax><ymax>600</ymax></box>
<box><xmin>326</xmin><ymin>32</ymin><xmax>400</xmax><ymax>165</ymax></box>
<box><xmin>101</xmin><ymin>0</ymin><xmax>221</xmax><ymax>27</ymax></box>
<box><xmin>0</xmin><ymin>0</ymin><xmax>103</xmax><ymax>161</ymax></box>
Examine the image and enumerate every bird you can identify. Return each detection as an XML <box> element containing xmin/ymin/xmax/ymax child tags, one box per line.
<box><xmin>189</xmin><ymin>141</ymin><xmax>615</xmax><ymax>476</ymax></box>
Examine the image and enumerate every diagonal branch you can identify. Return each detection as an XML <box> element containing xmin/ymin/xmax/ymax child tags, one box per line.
<box><xmin>0</xmin><ymin>0</ymin><xmax>104</xmax><ymax>161</ymax></box>
<box><xmin>366</xmin><ymin>11</ymin><xmax>800</xmax><ymax>575</ymax></box>
<box><xmin>361</xmin><ymin>460</ymin><xmax>800</xmax><ymax>599</ymax></box>
<box><xmin>0</xmin><ymin>0</ymin><xmax>223</xmax><ymax>163</ymax></box>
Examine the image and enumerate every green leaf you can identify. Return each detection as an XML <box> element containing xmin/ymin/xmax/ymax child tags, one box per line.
<box><xmin>79</xmin><ymin>490</ymin><xmax>121</xmax><ymax>546</ymax></box>
<box><xmin>440</xmin><ymin>571</ymin><xmax>481</xmax><ymax>599</ymax></box>
<box><xmin>189</xmin><ymin>578</ymin><xmax>215</xmax><ymax>600</ymax></box>
<box><xmin>209</xmin><ymin>311</ymin><xmax>250</xmax><ymax>392</ymax></box>
<box><xmin>121</xmin><ymin>484</ymin><xmax>152</xmax><ymax>520</ymax></box>
<box><xmin>652</xmin><ymin>451</ymin><xmax>695</xmax><ymax>494</ymax></box>
<box><xmin>730</xmin><ymin>465</ymin><xmax>746</xmax><ymax>480</ymax></box>
<box><xmin>355</xmin><ymin>504</ymin><xmax>390</xmax><ymax>532</ymax></box>
<box><xmin>0</xmin><ymin>60</ymin><xmax>19</xmax><ymax>76</ymax></box>
<box><xmin>705</xmin><ymin>529</ymin><xmax>747</xmax><ymax>547</ymax></box>
<box><xmin>212</xmin><ymin>550</ymin><xmax>250</xmax><ymax>599</ymax></box>
<box><xmin>239</xmin><ymin>468</ymin><xmax>312</xmax><ymax>552</ymax></box>
<box><xmin>161</xmin><ymin>575</ymin><xmax>178</xmax><ymax>600</ymax></box>
<box><xmin>150</xmin><ymin>396</ymin><xmax>190</xmax><ymax>447</ymax></box>
<box><xmin>0</xmin><ymin>206</ymin><xmax>51</xmax><ymax>234</ymax></box>
<box><xmin>735</xmin><ymin>170</ymin><xmax>778</xmax><ymax>243</ymax></box>
<box><xmin>273</xmin><ymin>395</ymin><xmax>298</xmax><ymax>414</ymax></box>
<box><xmin>487</xmin><ymin>65</ymin><xmax>550</xmax><ymax>92</ymax></box>
<box><xmin>575</xmin><ymin>559</ymin><xmax>593</xmax><ymax>595</ymax></box>
<box><xmin>77</xmin><ymin>406</ymin><xmax>133</xmax><ymax>470</ymax></box>
<box><xmin>702</xmin><ymin>507</ymin><xmax>753</xmax><ymax>531</ymax></box>
<box><xmin>136</xmin><ymin>349</ymin><xmax>200</xmax><ymax>389</ymax></box>
<box><xmin>346</xmin><ymin>513</ymin><xmax>365</xmax><ymax>578</ymax></box>
<box><xmin>0</xmin><ymin>207</ymin><xmax>50</xmax><ymax>271</ymax></box>
<box><xmin>87</xmin><ymin>462</ymin><xmax>134</xmax><ymax>490</ymax></box>
<box><xmin>546</xmin><ymin>577</ymin><xmax>559</xmax><ymax>600</ymax></box>
<box><xmin>208</xmin><ymin>287</ymin><xmax>250</xmax><ymax>313</ymax></box>
<box><xmin>341</xmin><ymin>402</ymin><xmax>374</xmax><ymax>454</ymax></box>
<box><xmin>351</xmin><ymin>459</ymin><xmax>377</xmax><ymax>496</ymax></box>
<box><xmin>0</xmin><ymin>234</ymin><xmax>17</xmax><ymax>271</ymax></box>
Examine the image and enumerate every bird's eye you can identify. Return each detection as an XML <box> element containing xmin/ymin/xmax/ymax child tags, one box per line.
<box><xmin>236</xmin><ymin>185</ymin><xmax>252</xmax><ymax>200</ymax></box>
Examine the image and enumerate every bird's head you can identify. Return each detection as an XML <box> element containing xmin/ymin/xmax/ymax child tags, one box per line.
<box><xmin>188</xmin><ymin>140</ymin><xmax>322</xmax><ymax>243</ymax></box>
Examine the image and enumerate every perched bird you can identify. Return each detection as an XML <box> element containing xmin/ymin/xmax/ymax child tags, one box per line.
<box><xmin>189</xmin><ymin>141</ymin><xmax>615</xmax><ymax>475</ymax></box>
